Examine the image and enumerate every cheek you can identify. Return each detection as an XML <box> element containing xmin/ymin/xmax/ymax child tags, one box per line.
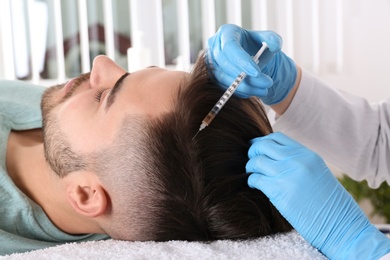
<box><xmin>55</xmin><ymin>97</ymin><xmax>95</xmax><ymax>148</ymax></box>
<box><xmin>57</xmin><ymin>96</ymin><xmax>93</xmax><ymax>132</ymax></box>
<box><xmin>55</xmin><ymin>96</ymin><xmax>119</xmax><ymax>154</ymax></box>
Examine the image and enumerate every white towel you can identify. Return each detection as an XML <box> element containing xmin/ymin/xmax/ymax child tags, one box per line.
<box><xmin>2</xmin><ymin>231</ymin><xmax>326</xmax><ymax>260</ymax></box>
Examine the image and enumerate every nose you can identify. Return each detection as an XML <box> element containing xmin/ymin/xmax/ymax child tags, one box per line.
<box><xmin>90</xmin><ymin>55</ymin><xmax>127</xmax><ymax>89</ymax></box>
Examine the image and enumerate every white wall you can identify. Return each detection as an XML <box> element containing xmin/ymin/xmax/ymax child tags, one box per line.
<box><xmin>290</xmin><ymin>0</ymin><xmax>390</xmax><ymax>102</ymax></box>
<box><xmin>323</xmin><ymin>0</ymin><xmax>390</xmax><ymax>102</ymax></box>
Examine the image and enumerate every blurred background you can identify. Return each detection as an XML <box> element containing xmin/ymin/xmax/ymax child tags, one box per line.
<box><xmin>0</xmin><ymin>0</ymin><xmax>389</xmax><ymax>222</ymax></box>
<box><xmin>1</xmin><ymin>0</ymin><xmax>389</xmax><ymax>101</ymax></box>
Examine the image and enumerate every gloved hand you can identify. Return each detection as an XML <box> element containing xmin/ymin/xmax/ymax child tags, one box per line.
<box><xmin>246</xmin><ymin>132</ymin><xmax>390</xmax><ymax>259</ymax></box>
<box><xmin>207</xmin><ymin>24</ymin><xmax>297</xmax><ymax>105</ymax></box>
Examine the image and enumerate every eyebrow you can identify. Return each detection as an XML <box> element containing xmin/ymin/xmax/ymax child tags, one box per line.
<box><xmin>105</xmin><ymin>72</ymin><xmax>130</xmax><ymax>111</ymax></box>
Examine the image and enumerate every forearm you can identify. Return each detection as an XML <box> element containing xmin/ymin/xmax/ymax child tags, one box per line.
<box><xmin>273</xmin><ymin>69</ymin><xmax>390</xmax><ymax>187</ymax></box>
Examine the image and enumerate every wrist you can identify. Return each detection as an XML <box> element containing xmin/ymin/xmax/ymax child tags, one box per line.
<box><xmin>336</xmin><ymin>224</ymin><xmax>390</xmax><ymax>260</ymax></box>
<box><xmin>270</xmin><ymin>65</ymin><xmax>301</xmax><ymax>115</ymax></box>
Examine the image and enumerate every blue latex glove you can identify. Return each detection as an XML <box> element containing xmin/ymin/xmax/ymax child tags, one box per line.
<box><xmin>246</xmin><ymin>132</ymin><xmax>390</xmax><ymax>259</ymax></box>
<box><xmin>207</xmin><ymin>24</ymin><xmax>297</xmax><ymax>105</ymax></box>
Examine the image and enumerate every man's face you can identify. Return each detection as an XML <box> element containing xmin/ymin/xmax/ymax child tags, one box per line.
<box><xmin>41</xmin><ymin>55</ymin><xmax>188</xmax><ymax>176</ymax></box>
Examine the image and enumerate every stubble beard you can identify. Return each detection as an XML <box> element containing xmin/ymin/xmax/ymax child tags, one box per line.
<box><xmin>40</xmin><ymin>73</ymin><xmax>91</xmax><ymax>177</ymax></box>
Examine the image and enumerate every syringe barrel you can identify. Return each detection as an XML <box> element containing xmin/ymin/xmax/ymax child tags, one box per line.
<box><xmin>197</xmin><ymin>42</ymin><xmax>268</xmax><ymax>131</ymax></box>
<box><xmin>203</xmin><ymin>110</ymin><xmax>217</xmax><ymax>126</ymax></box>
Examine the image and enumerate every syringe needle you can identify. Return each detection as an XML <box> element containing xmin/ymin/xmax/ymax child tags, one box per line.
<box><xmin>192</xmin><ymin>130</ymin><xmax>201</xmax><ymax>140</ymax></box>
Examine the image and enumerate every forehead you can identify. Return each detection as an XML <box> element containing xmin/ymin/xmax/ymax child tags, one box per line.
<box><xmin>116</xmin><ymin>68</ymin><xmax>189</xmax><ymax>117</ymax></box>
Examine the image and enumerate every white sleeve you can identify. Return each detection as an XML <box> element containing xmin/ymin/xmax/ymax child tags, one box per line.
<box><xmin>380</xmin><ymin>253</ymin><xmax>390</xmax><ymax>260</ymax></box>
<box><xmin>273</xmin><ymin>69</ymin><xmax>390</xmax><ymax>188</ymax></box>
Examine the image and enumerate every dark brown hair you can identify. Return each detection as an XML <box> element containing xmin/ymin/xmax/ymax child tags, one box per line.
<box><xmin>138</xmin><ymin>53</ymin><xmax>292</xmax><ymax>241</ymax></box>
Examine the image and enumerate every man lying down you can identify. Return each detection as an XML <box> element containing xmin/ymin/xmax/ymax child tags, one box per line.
<box><xmin>0</xmin><ymin>53</ymin><xmax>292</xmax><ymax>255</ymax></box>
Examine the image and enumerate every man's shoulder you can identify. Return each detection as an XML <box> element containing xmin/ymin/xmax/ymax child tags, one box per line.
<box><xmin>0</xmin><ymin>80</ymin><xmax>46</xmax><ymax>101</ymax></box>
<box><xmin>0</xmin><ymin>80</ymin><xmax>45</xmax><ymax>130</ymax></box>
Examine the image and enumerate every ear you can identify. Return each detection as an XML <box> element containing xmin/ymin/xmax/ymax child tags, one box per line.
<box><xmin>65</xmin><ymin>172</ymin><xmax>108</xmax><ymax>218</ymax></box>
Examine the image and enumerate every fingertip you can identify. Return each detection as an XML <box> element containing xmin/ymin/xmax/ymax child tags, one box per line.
<box><xmin>246</xmin><ymin>65</ymin><xmax>260</xmax><ymax>77</ymax></box>
<box><xmin>247</xmin><ymin>139</ymin><xmax>265</xmax><ymax>158</ymax></box>
<box><xmin>242</xmin><ymin>74</ymin><xmax>272</xmax><ymax>96</ymax></box>
<box><xmin>263</xmin><ymin>31</ymin><xmax>283</xmax><ymax>53</ymax></box>
<box><xmin>245</xmin><ymin>157</ymin><xmax>255</xmax><ymax>172</ymax></box>
<box><xmin>248</xmin><ymin>134</ymin><xmax>279</xmax><ymax>158</ymax></box>
<box><xmin>269</xmin><ymin>132</ymin><xmax>295</xmax><ymax>146</ymax></box>
<box><xmin>240</xmin><ymin>60</ymin><xmax>260</xmax><ymax>77</ymax></box>
<box><xmin>261</xmin><ymin>74</ymin><xmax>273</xmax><ymax>88</ymax></box>
<box><xmin>235</xmin><ymin>81</ymin><xmax>267</xmax><ymax>98</ymax></box>
<box><xmin>247</xmin><ymin>173</ymin><xmax>262</xmax><ymax>189</ymax></box>
<box><xmin>249</xmin><ymin>137</ymin><xmax>262</xmax><ymax>145</ymax></box>
<box><xmin>247</xmin><ymin>30</ymin><xmax>283</xmax><ymax>53</ymax></box>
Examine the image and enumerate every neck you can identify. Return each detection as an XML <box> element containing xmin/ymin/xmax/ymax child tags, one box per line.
<box><xmin>6</xmin><ymin>129</ymin><xmax>104</xmax><ymax>235</ymax></box>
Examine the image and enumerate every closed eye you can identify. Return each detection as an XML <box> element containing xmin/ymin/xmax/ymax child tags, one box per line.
<box><xmin>94</xmin><ymin>87</ymin><xmax>109</xmax><ymax>102</ymax></box>
<box><xmin>105</xmin><ymin>72</ymin><xmax>130</xmax><ymax>111</ymax></box>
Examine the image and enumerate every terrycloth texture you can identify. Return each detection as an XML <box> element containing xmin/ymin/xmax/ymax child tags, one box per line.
<box><xmin>2</xmin><ymin>231</ymin><xmax>326</xmax><ymax>260</ymax></box>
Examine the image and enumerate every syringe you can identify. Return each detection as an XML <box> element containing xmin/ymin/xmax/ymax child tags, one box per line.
<box><xmin>192</xmin><ymin>42</ymin><xmax>268</xmax><ymax>140</ymax></box>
